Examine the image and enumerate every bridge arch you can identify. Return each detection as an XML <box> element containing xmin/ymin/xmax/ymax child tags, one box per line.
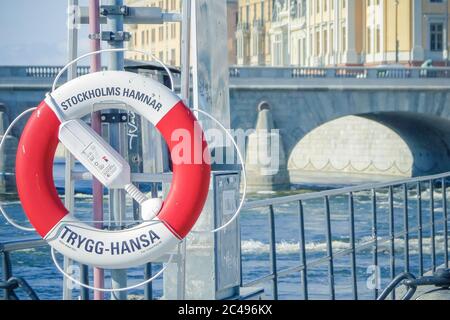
<box><xmin>288</xmin><ymin>112</ymin><xmax>450</xmax><ymax>184</ymax></box>
<box><xmin>229</xmin><ymin>86</ymin><xmax>450</xmax><ymax>185</ymax></box>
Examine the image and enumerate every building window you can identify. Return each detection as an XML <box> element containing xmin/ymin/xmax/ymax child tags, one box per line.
<box><xmin>330</xmin><ymin>27</ymin><xmax>334</xmax><ymax>53</ymax></box>
<box><xmin>430</xmin><ymin>23</ymin><xmax>444</xmax><ymax>52</ymax></box>
<box><xmin>376</xmin><ymin>26</ymin><xmax>380</xmax><ymax>53</ymax></box>
<box><xmin>315</xmin><ymin>31</ymin><xmax>320</xmax><ymax>55</ymax></box>
<box><xmin>274</xmin><ymin>34</ymin><xmax>283</xmax><ymax>66</ymax></box>
<box><xmin>342</xmin><ymin>26</ymin><xmax>347</xmax><ymax>52</ymax></box>
<box><xmin>171</xmin><ymin>49</ymin><xmax>176</xmax><ymax>65</ymax></box>
<box><xmin>252</xmin><ymin>33</ymin><xmax>258</xmax><ymax>56</ymax></box>
<box><xmin>159</xmin><ymin>26</ymin><xmax>164</xmax><ymax>41</ymax></box>
<box><xmin>171</xmin><ymin>24</ymin><xmax>176</xmax><ymax>39</ymax></box>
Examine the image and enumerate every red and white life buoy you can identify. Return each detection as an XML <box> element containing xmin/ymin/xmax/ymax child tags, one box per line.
<box><xmin>16</xmin><ymin>71</ymin><xmax>211</xmax><ymax>269</ymax></box>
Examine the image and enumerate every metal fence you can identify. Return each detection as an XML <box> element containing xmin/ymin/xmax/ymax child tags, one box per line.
<box><xmin>2</xmin><ymin>171</ymin><xmax>450</xmax><ymax>300</ymax></box>
<box><xmin>240</xmin><ymin>171</ymin><xmax>450</xmax><ymax>300</ymax></box>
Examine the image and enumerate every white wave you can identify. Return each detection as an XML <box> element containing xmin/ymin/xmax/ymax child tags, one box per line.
<box><xmin>241</xmin><ymin>239</ymin><xmax>351</xmax><ymax>255</ymax></box>
<box><xmin>241</xmin><ymin>235</ymin><xmax>450</xmax><ymax>256</ymax></box>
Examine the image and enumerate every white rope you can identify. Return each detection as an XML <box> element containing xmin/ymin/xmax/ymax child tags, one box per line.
<box><xmin>51</xmin><ymin>48</ymin><xmax>175</xmax><ymax>93</ymax></box>
<box><xmin>0</xmin><ymin>108</ymin><xmax>37</xmax><ymax>232</ymax></box>
<box><xmin>1</xmin><ymin>49</ymin><xmax>247</xmax><ymax>294</ymax></box>
<box><xmin>51</xmin><ymin>47</ymin><xmax>247</xmax><ymax>234</ymax></box>
<box><xmin>51</xmin><ymin>247</ymin><xmax>173</xmax><ymax>293</ymax></box>
<box><xmin>190</xmin><ymin>108</ymin><xmax>247</xmax><ymax>234</ymax></box>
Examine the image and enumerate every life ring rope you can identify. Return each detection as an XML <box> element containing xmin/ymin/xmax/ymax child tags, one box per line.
<box><xmin>4</xmin><ymin>48</ymin><xmax>247</xmax><ymax>292</ymax></box>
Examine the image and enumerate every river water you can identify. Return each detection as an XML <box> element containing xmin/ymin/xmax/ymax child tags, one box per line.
<box><xmin>1</xmin><ymin>162</ymin><xmax>448</xmax><ymax>300</ymax></box>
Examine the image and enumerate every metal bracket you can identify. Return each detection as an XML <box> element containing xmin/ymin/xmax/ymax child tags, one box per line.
<box><xmin>100</xmin><ymin>113</ymin><xmax>129</xmax><ymax>123</ymax></box>
<box><xmin>100</xmin><ymin>5</ymin><xmax>129</xmax><ymax>16</ymax></box>
<box><xmin>89</xmin><ymin>31</ymin><xmax>131</xmax><ymax>42</ymax></box>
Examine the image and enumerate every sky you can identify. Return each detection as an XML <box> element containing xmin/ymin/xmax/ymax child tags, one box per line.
<box><xmin>0</xmin><ymin>0</ymin><xmax>91</xmax><ymax>66</ymax></box>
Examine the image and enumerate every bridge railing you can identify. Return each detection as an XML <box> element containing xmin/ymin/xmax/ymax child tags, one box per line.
<box><xmin>2</xmin><ymin>65</ymin><xmax>450</xmax><ymax>80</ymax></box>
<box><xmin>0</xmin><ymin>66</ymin><xmax>105</xmax><ymax>79</ymax></box>
<box><xmin>229</xmin><ymin>66</ymin><xmax>450</xmax><ymax>79</ymax></box>
<box><xmin>240</xmin><ymin>171</ymin><xmax>450</xmax><ymax>300</ymax></box>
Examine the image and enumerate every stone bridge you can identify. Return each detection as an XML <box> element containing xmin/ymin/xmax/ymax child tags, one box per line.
<box><xmin>2</xmin><ymin>65</ymin><xmax>450</xmax><ymax>189</ymax></box>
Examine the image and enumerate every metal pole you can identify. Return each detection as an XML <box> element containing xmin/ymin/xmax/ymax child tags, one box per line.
<box><xmin>443</xmin><ymin>178</ymin><xmax>449</xmax><ymax>268</ymax></box>
<box><xmin>403</xmin><ymin>184</ymin><xmax>409</xmax><ymax>273</ymax></box>
<box><xmin>388</xmin><ymin>186</ymin><xmax>395</xmax><ymax>300</ymax></box>
<box><xmin>430</xmin><ymin>180</ymin><xmax>436</xmax><ymax>272</ymax></box>
<box><xmin>105</xmin><ymin>0</ymin><xmax>127</xmax><ymax>300</ymax></box>
<box><xmin>298</xmin><ymin>200</ymin><xmax>308</xmax><ymax>300</ymax></box>
<box><xmin>348</xmin><ymin>192</ymin><xmax>357</xmax><ymax>300</ymax></box>
<box><xmin>2</xmin><ymin>252</ymin><xmax>12</xmax><ymax>300</ymax></box>
<box><xmin>417</xmin><ymin>182</ymin><xmax>424</xmax><ymax>276</ymax></box>
<box><xmin>268</xmin><ymin>205</ymin><xmax>278</xmax><ymax>300</ymax></box>
<box><xmin>324</xmin><ymin>196</ymin><xmax>335</xmax><ymax>300</ymax></box>
<box><xmin>89</xmin><ymin>0</ymin><xmax>105</xmax><ymax>300</ymax></box>
<box><xmin>63</xmin><ymin>0</ymin><xmax>79</xmax><ymax>301</ymax></box>
<box><xmin>180</xmin><ymin>0</ymin><xmax>191</xmax><ymax>105</ymax></box>
<box><xmin>371</xmin><ymin>189</ymin><xmax>379</xmax><ymax>299</ymax></box>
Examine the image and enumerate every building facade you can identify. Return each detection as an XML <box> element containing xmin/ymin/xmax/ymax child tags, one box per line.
<box><xmin>125</xmin><ymin>0</ymin><xmax>238</xmax><ymax>67</ymax></box>
<box><xmin>242</xmin><ymin>0</ymin><xmax>450</xmax><ymax>67</ymax></box>
<box><xmin>270</xmin><ymin>0</ymin><xmax>362</xmax><ymax>66</ymax></box>
<box><xmin>236</xmin><ymin>0</ymin><xmax>274</xmax><ymax>66</ymax></box>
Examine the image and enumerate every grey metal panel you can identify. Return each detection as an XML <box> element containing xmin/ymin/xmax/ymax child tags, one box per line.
<box><xmin>192</xmin><ymin>0</ymin><xmax>231</xmax><ymax>133</ymax></box>
<box><xmin>214</xmin><ymin>173</ymin><xmax>241</xmax><ymax>294</ymax></box>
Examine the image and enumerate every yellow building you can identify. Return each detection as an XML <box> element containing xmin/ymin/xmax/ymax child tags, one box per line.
<box><xmin>365</xmin><ymin>0</ymin><xmax>450</xmax><ymax>66</ymax></box>
<box><xmin>125</xmin><ymin>0</ymin><xmax>238</xmax><ymax>67</ymax></box>
<box><xmin>264</xmin><ymin>0</ymin><xmax>450</xmax><ymax>67</ymax></box>
<box><xmin>236</xmin><ymin>0</ymin><xmax>274</xmax><ymax>66</ymax></box>
<box><xmin>125</xmin><ymin>0</ymin><xmax>182</xmax><ymax>66</ymax></box>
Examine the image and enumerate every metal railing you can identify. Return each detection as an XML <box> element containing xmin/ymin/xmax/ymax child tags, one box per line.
<box><xmin>240</xmin><ymin>171</ymin><xmax>450</xmax><ymax>300</ymax></box>
<box><xmin>1</xmin><ymin>238</ymin><xmax>46</xmax><ymax>300</ymax></box>
<box><xmin>0</xmin><ymin>175</ymin><xmax>179</xmax><ymax>300</ymax></box>
<box><xmin>229</xmin><ymin>66</ymin><xmax>450</xmax><ymax>79</ymax></box>
<box><xmin>0</xmin><ymin>66</ymin><xmax>107</xmax><ymax>79</ymax></box>
<box><xmin>2</xmin><ymin>171</ymin><xmax>450</xmax><ymax>300</ymax></box>
<box><xmin>3</xmin><ymin>65</ymin><xmax>450</xmax><ymax>81</ymax></box>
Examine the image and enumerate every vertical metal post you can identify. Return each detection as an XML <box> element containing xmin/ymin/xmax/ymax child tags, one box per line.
<box><xmin>371</xmin><ymin>189</ymin><xmax>378</xmax><ymax>299</ymax></box>
<box><xmin>80</xmin><ymin>265</ymin><xmax>89</xmax><ymax>300</ymax></box>
<box><xmin>143</xmin><ymin>183</ymin><xmax>158</xmax><ymax>300</ymax></box>
<box><xmin>388</xmin><ymin>186</ymin><xmax>395</xmax><ymax>300</ymax></box>
<box><xmin>175</xmin><ymin>0</ymin><xmax>191</xmax><ymax>300</ymax></box>
<box><xmin>417</xmin><ymin>182</ymin><xmax>424</xmax><ymax>276</ymax></box>
<box><xmin>403</xmin><ymin>184</ymin><xmax>409</xmax><ymax>273</ymax></box>
<box><xmin>348</xmin><ymin>192</ymin><xmax>357</xmax><ymax>300</ymax></box>
<box><xmin>268</xmin><ymin>205</ymin><xmax>278</xmax><ymax>300</ymax></box>
<box><xmin>2</xmin><ymin>252</ymin><xmax>12</xmax><ymax>300</ymax></box>
<box><xmin>443</xmin><ymin>178</ymin><xmax>449</xmax><ymax>268</ymax></box>
<box><xmin>105</xmin><ymin>0</ymin><xmax>127</xmax><ymax>300</ymax></box>
<box><xmin>89</xmin><ymin>0</ymin><xmax>105</xmax><ymax>300</ymax></box>
<box><xmin>63</xmin><ymin>0</ymin><xmax>79</xmax><ymax>301</ymax></box>
<box><xmin>324</xmin><ymin>196</ymin><xmax>335</xmax><ymax>300</ymax></box>
<box><xmin>144</xmin><ymin>263</ymin><xmax>152</xmax><ymax>300</ymax></box>
<box><xmin>180</xmin><ymin>0</ymin><xmax>192</xmax><ymax>105</ymax></box>
<box><xmin>298</xmin><ymin>200</ymin><xmax>308</xmax><ymax>300</ymax></box>
<box><xmin>430</xmin><ymin>180</ymin><xmax>436</xmax><ymax>271</ymax></box>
